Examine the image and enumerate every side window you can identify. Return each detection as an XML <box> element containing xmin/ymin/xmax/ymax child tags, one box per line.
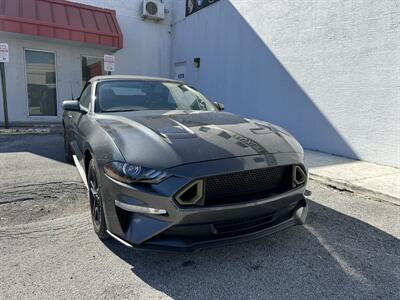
<box><xmin>79</xmin><ymin>84</ymin><xmax>92</xmax><ymax>110</ymax></box>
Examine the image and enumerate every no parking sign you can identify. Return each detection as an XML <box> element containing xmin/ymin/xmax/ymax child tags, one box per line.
<box><xmin>104</xmin><ymin>55</ymin><xmax>115</xmax><ymax>72</ymax></box>
<box><xmin>0</xmin><ymin>43</ymin><xmax>9</xmax><ymax>63</ymax></box>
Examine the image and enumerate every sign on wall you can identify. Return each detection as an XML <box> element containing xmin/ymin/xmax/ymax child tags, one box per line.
<box><xmin>174</xmin><ymin>62</ymin><xmax>187</xmax><ymax>80</ymax></box>
<box><xmin>186</xmin><ymin>0</ymin><xmax>220</xmax><ymax>17</ymax></box>
<box><xmin>104</xmin><ymin>54</ymin><xmax>115</xmax><ymax>72</ymax></box>
<box><xmin>0</xmin><ymin>43</ymin><xmax>9</xmax><ymax>63</ymax></box>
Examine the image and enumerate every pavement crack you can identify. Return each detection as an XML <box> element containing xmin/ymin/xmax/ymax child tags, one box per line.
<box><xmin>0</xmin><ymin>197</ymin><xmax>35</xmax><ymax>205</ymax></box>
<box><xmin>0</xmin><ymin>181</ymin><xmax>87</xmax><ymax>205</ymax></box>
<box><xmin>0</xmin><ymin>181</ymin><xmax>84</xmax><ymax>191</ymax></box>
<box><xmin>327</xmin><ymin>184</ymin><xmax>354</xmax><ymax>193</ymax></box>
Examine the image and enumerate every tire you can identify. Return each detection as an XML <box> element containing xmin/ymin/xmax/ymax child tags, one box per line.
<box><xmin>87</xmin><ymin>159</ymin><xmax>109</xmax><ymax>240</ymax></box>
<box><xmin>64</xmin><ymin>130</ymin><xmax>73</xmax><ymax>163</ymax></box>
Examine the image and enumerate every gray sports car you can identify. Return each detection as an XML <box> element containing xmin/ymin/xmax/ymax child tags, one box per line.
<box><xmin>62</xmin><ymin>75</ymin><xmax>308</xmax><ymax>251</ymax></box>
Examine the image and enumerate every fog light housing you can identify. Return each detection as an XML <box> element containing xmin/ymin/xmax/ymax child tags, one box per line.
<box><xmin>293</xmin><ymin>165</ymin><xmax>306</xmax><ymax>187</ymax></box>
<box><xmin>175</xmin><ymin>180</ymin><xmax>204</xmax><ymax>205</ymax></box>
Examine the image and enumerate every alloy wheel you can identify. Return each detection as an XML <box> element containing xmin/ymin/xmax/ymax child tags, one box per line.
<box><xmin>89</xmin><ymin>167</ymin><xmax>102</xmax><ymax>228</ymax></box>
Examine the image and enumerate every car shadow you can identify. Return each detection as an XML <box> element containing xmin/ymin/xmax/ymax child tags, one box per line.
<box><xmin>103</xmin><ymin>200</ymin><xmax>399</xmax><ymax>299</ymax></box>
<box><xmin>0</xmin><ymin>133</ymin><xmax>68</xmax><ymax>164</ymax></box>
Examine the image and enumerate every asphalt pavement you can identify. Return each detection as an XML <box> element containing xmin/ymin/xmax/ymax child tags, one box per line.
<box><xmin>0</xmin><ymin>134</ymin><xmax>399</xmax><ymax>299</ymax></box>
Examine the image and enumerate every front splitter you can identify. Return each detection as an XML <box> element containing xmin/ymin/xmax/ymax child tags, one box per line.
<box><xmin>106</xmin><ymin>199</ymin><xmax>308</xmax><ymax>252</ymax></box>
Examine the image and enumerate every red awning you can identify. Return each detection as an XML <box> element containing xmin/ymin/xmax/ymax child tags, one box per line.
<box><xmin>0</xmin><ymin>0</ymin><xmax>123</xmax><ymax>49</ymax></box>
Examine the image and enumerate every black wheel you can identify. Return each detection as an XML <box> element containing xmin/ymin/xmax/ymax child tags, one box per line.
<box><xmin>88</xmin><ymin>159</ymin><xmax>109</xmax><ymax>240</ymax></box>
<box><xmin>64</xmin><ymin>129</ymin><xmax>73</xmax><ymax>163</ymax></box>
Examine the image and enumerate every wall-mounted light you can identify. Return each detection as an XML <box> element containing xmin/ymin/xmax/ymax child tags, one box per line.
<box><xmin>194</xmin><ymin>57</ymin><xmax>201</xmax><ymax>68</ymax></box>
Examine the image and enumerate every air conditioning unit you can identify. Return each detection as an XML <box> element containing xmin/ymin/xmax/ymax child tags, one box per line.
<box><xmin>142</xmin><ymin>0</ymin><xmax>165</xmax><ymax>21</ymax></box>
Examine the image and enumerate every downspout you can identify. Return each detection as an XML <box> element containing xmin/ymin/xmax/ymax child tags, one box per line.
<box><xmin>0</xmin><ymin>62</ymin><xmax>8</xmax><ymax>128</ymax></box>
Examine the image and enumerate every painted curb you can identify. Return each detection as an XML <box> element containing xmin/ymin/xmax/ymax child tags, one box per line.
<box><xmin>0</xmin><ymin>128</ymin><xmax>62</xmax><ymax>135</ymax></box>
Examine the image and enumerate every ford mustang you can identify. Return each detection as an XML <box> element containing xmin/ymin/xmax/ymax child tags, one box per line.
<box><xmin>62</xmin><ymin>75</ymin><xmax>308</xmax><ymax>251</ymax></box>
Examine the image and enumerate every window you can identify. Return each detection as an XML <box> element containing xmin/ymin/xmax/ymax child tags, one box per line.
<box><xmin>82</xmin><ymin>56</ymin><xmax>106</xmax><ymax>86</ymax></box>
<box><xmin>97</xmin><ymin>80</ymin><xmax>217</xmax><ymax>112</ymax></box>
<box><xmin>25</xmin><ymin>50</ymin><xmax>57</xmax><ymax>116</ymax></box>
<box><xmin>45</xmin><ymin>72</ymin><xmax>56</xmax><ymax>84</ymax></box>
<box><xmin>79</xmin><ymin>84</ymin><xmax>92</xmax><ymax>110</ymax></box>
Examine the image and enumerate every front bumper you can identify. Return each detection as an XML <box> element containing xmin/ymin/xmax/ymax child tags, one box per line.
<box><xmin>100</xmin><ymin>153</ymin><xmax>308</xmax><ymax>252</ymax></box>
<box><xmin>113</xmin><ymin>197</ymin><xmax>307</xmax><ymax>252</ymax></box>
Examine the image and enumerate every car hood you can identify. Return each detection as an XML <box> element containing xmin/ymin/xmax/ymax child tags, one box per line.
<box><xmin>96</xmin><ymin>111</ymin><xmax>302</xmax><ymax>169</ymax></box>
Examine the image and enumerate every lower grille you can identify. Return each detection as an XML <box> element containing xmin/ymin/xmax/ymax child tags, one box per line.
<box><xmin>204</xmin><ymin>165</ymin><xmax>293</xmax><ymax>206</ymax></box>
<box><xmin>214</xmin><ymin>214</ymin><xmax>275</xmax><ymax>235</ymax></box>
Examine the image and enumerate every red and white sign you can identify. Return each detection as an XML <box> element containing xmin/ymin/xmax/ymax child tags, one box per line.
<box><xmin>104</xmin><ymin>55</ymin><xmax>115</xmax><ymax>72</ymax></box>
<box><xmin>0</xmin><ymin>43</ymin><xmax>9</xmax><ymax>63</ymax></box>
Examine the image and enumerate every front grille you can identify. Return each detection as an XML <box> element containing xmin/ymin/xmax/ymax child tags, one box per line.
<box><xmin>204</xmin><ymin>165</ymin><xmax>293</xmax><ymax>206</ymax></box>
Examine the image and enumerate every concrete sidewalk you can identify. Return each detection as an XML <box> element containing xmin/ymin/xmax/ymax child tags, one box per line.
<box><xmin>305</xmin><ymin>150</ymin><xmax>400</xmax><ymax>205</ymax></box>
<box><xmin>0</xmin><ymin>124</ymin><xmax>62</xmax><ymax>135</ymax></box>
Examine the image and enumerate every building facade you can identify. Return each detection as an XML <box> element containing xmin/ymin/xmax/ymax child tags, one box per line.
<box><xmin>171</xmin><ymin>0</ymin><xmax>400</xmax><ymax>168</ymax></box>
<box><xmin>0</xmin><ymin>0</ymin><xmax>172</xmax><ymax>124</ymax></box>
<box><xmin>0</xmin><ymin>0</ymin><xmax>399</xmax><ymax>167</ymax></box>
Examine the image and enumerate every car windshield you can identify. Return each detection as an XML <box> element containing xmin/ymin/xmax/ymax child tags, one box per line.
<box><xmin>97</xmin><ymin>80</ymin><xmax>217</xmax><ymax>112</ymax></box>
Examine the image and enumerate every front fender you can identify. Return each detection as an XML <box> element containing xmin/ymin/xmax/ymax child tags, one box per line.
<box><xmin>82</xmin><ymin>117</ymin><xmax>126</xmax><ymax>232</ymax></box>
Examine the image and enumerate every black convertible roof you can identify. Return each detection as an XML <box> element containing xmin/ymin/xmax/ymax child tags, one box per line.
<box><xmin>90</xmin><ymin>75</ymin><xmax>184</xmax><ymax>84</ymax></box>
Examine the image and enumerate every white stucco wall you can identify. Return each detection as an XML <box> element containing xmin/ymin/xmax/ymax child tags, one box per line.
<box><xmin>72</xmin><ymin>0</ymin><xmax>173</xmax><ymax>76</ymax></box>
<box><xmin>0</xmin><ymin>0</ymin><xmax>173</xmax><ymax>123</ymax></box>
<box><xmin>171</xmin><ymin>0</ymin><xmax>400</xmax><ymax>167</ymax></box>
<box><xmin>0</xmin><ymin>34</ymin><xmax>111</xmax><ymax>123</ymax></box>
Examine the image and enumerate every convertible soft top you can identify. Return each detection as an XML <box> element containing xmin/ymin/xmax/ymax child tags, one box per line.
<box><xmin>90</xmin><ymin>75</ymin><xmax>184</xmax><ymax>84</ymax></box>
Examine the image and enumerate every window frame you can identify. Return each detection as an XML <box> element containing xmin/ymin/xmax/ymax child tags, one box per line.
<box><xmin>78</xmin><ymin>82</ymin><xmax>92</xmax><ymax>112</ymax></box>
<box><xmin>81</xmin><ymin>55</ymin><xmax>106</xmax><ymax>87</ymax></box>
<box><xmin>24</xmin><ymin>48</ymin><xmax>59</xmax><ymax>118</ymax></box>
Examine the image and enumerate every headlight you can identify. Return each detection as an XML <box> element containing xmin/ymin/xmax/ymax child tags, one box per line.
<box><xmin>104</xmin><ymin>161</ymin><xmax>171</xmax><ymax>184</ymax></box>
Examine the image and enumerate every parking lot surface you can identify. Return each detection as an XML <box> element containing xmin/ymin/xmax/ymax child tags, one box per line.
<box><xmin>0</xmin><ymin>134</ymin><xmax>399</xmax><ymax>299</ymax></box>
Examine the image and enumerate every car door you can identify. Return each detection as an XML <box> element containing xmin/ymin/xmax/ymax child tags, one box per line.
<box><xmin>70</xmin><ymin>83</ymin><xmax>92</xmax><ymax>157</ymax></box>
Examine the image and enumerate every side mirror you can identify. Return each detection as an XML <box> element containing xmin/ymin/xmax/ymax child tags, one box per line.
<box><xmin>62</xmin><ymin>100</ymin><xmax>81</xmax><ymax>112</ymax></box>
<box><xmin>214</xmin><ymin>102</ymin><xmax>224</xmax><ymax>111</ymax></box>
